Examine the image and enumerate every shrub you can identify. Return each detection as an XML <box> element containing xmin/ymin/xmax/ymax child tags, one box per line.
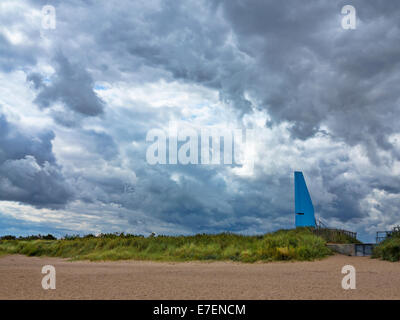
<box><xmin>373</xmin><ymin>232</ymin><xmax>400</xmax><ymax>262</ymax></box>
<box><xmin>0</xmin><ymin>235</ymin><xmax>16</xmax><ymax>240</ymax></box>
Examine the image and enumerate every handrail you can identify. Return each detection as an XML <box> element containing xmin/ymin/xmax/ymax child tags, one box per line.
<box><xmin>376</xmin><ymin>225</ymin><xmax>400</xmax><ymax>243</ymax></box>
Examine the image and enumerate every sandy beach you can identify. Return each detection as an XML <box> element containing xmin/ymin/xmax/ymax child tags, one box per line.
<box><xmin>0</xmin><ymin>254</ymin><xmax>399</xmax><ymax>300</ymax></box>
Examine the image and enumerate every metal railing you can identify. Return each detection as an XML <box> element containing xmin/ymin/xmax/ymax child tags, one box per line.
<box><xmin>313</xmin><ymin>227</ymin><xmax>357</xmax><ymax>240</ymax></box>
<box><xmin>313</xmin><ymin>218</ymin><xmax>357</xmax><ymax>241</ymax></box>
<box><xmin>376</xmin><ymin>225</ymin><xmax>400</xmax><ymax>243</ymax></box>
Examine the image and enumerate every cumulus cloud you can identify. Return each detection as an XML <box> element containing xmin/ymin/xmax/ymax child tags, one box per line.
<box><xmin>27</xmin><ymin>53</ymin><xmax>105</xmax><ymax>126</ymax></box>
<box><xmin>0</xmin><ymin>113</ymin><xmax>73</xmax><ymax>208</ymax></box>
<box><xmin>0</xmin><ymin>155</ymin><xmax>72</xmax><ymax>208</ymax></box>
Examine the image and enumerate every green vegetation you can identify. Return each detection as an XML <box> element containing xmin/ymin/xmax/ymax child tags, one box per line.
<box><xmin>0</xmin><ymin>228</ymin><xmax>334</xmax><ymax>263</ymax></box>
<box><xmin>312</xmin><ymin>229</ymin><xmax>362</xmax><ymax>244</ymax></box>
<box><xmin>372</xmin><ymin>229</ymin><xmax>400</xmax><ymax>262</ymax></box>
<box><xmin>0</xmin><ymin>248</ymin><xmax>7</xmax><ymax>257</ymax></box>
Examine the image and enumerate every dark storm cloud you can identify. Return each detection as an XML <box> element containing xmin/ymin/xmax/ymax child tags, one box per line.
<box><xmin>0</xmin><ymin>113</ymin><xmax>73</xmax><ymax>208</ymax></box>
<box><xmin>81</xmin><ymin>130</ymin><xmax>119</xmax><ymax>161</ymax></box>
<box><xmin>28</xmin><ymin>53</ymin><xmax>105</xmax><ymax>122</ymax></box>
<box><xmin>59</xmin><ymin>0</ymin><xmax>400</xmax><ymax>162</ymax></box>
<box><xmin>26</xmin><ymin>72</ymin><xmax>44</xmax><ymax>90</ymax></box>
<box><xmin>0</xmin><ymin>114</ymin><xmax>55</xmax><ymax>165</ymax></box>
<box><xmin>216</xmin><ymin>0</ymin><xmax>400</xmax><ymax>158</ymax></box>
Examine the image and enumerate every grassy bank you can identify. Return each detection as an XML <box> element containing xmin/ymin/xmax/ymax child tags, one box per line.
<box><xmin>372</xmin><ymin>231</ymin><xmax>400</xmax><ymax>262</ymax></box>
<box><xmin>313</xmin><ymin>229</ymin><xmax>362</xmax><ymax>244</ymax></box>
<box><xmin>0</xmin><ymin>228</ymin><xmax>334</xmax><ymax>263</ymax></box>
<box><xmin>0</xmin><ymin>248</ymin><xmax>7</xmax><ymax>257</ymax></box>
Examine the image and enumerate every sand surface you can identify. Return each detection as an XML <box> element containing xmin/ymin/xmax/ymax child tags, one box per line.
<box><xmin>0</xmin><ymin>254</ymin><xmax>399</xmax><ymax>299</ymax></box>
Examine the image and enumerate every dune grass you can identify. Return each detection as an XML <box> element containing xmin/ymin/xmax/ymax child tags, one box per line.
<box><xmin>0</xmin><ymin>248</ymin><xmax>7</xmax><ymax>257</ymax></box>
<box><xmin>372</xmin><ymin>231</ymin><xmax>400</xmax><ymax>262</ymax></box>
<box><xmin>0</xmin><ymin>228</ymin><xmax>334</xmax><ymax>263</ymax></box>
<box><xmin>313</xmin><ymin>229</ymin><xmax>362</xmax><ymax>244</ymax></box>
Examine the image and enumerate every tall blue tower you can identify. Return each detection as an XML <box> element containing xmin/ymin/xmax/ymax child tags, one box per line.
<box><xmin>294</xmin><ymin>171</ymin><xmax>316</xmax><ymax>227</ymax></box>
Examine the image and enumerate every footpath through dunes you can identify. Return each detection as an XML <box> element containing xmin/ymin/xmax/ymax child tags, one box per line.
<box><xmin>0</xmin><ymin>254</ymin><xmax>399</xmax><ymax>299</ymax></box>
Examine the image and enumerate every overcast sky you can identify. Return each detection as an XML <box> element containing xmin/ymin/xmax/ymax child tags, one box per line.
<box><xmin>0</xmin><ymin>0</ymin><xmax>399</xmax><ymax>242</ymax></box>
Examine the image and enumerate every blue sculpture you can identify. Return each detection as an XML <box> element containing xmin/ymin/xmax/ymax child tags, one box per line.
<box><xmin>294</xmin><ymin>171</ymin><xmax>316</xmax><ymax>227</ymax></box>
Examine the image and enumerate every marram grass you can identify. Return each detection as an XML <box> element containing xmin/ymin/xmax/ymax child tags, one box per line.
<box><xmin>372</xmin><ymin>231</ymin><xmax>400</xmax><ymax>262</ymax></box>
<box><xmin>0</xmin><ymin>228</ymin><xmax>334</xmax><ymax>263</ymax></box>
